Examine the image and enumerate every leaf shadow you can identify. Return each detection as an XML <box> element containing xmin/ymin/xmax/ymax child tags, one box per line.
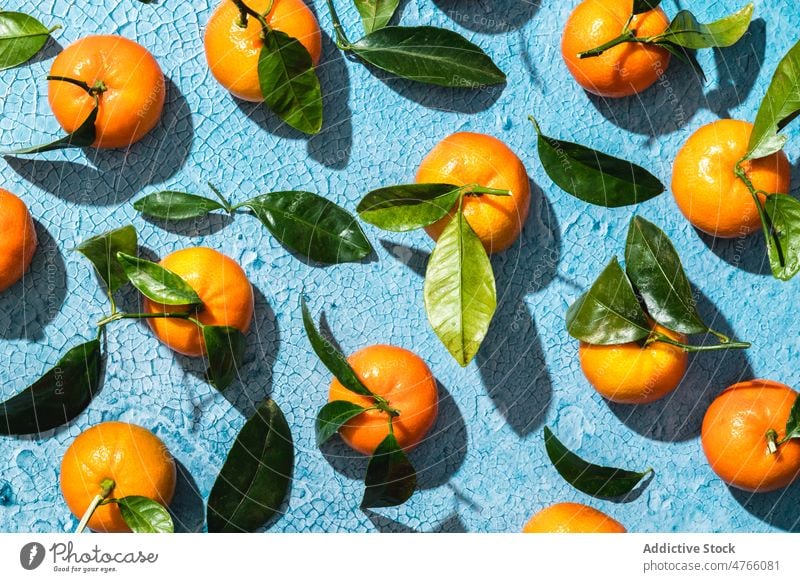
<box><xmin>431</xmin><ymin>0</ymin><xmax>540</xmax><ymax>34</ymax></box>
<box><xmin>695</xmin><ymin>227</ymin><xmax>772</xmax><ymax>276</ymax></box>
<box><xmin>139</xmin><ymin>212</ymin><xmax>235</xmax><ymax>238</ymax></box>
<box><xmin>27</xmin><ymin>36</ymin><xmax>63</xmax><ymax>67</ymax></box>
<box><xmin>379</xmin><ymin>74</ymin><xmax>505</xmax><ymax>114</ymax></box>
<box><xmin>729</xmin><ymin>484</ymin><xmax>800</xmax><ymax>532</ymax></box>
<box><xmin>170</xmin><ymin>459</ymin><xmax>204</xmax><ymax>533</ymax></box>
<box><xmin>363</xmin><ymin>509</ymin><xmax>468</xmax><ymax>532</ymax></box>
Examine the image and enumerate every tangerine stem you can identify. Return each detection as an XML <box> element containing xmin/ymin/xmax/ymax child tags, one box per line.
<box><xmin>96</xmin><ymin>311</ymin><xmax>196</xmax><ymax>327</ymax></box>
<box><xmin>766</xmin><ymin>429</ymin><xmax>779</xmax><ymax>455</ymax></box>
<box><xmin>230</xmin><ymin>0</ymin><xmax>270</xmax><ymax>34</ymax></box>
<box><xmin>465</xmin><ymin>184</ymin><xmax>511</xmax><ymax>197</ymax></box>
<box><xmin>47</xmin><ymin>75</ymin><xmax>107</xmax><ymax>96</ymax></box>
<box><xmin>734</xmin><ymin>161</ymin><xmax>785</xmax><ymax>268</ymax></box>
<box><xmin>75</xmin><ymin>478</ymin><xmax>115</xmax><ymax>534</ymax></box>
<box><xmin>651</xmin><ymin>333</ymin><xmax>750</xmax><ymax>352</ymax></box>
<box><xmin>577</xmin><ymin>30</ymin><xmax>642</xmax><ymax>59</ymax></box>
<box><xmin>325</xmin><ymin>0</ymin><xmax>351</xmax><ymax>49</ymax></box>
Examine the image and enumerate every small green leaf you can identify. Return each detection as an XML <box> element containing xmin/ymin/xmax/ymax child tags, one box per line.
<box><xmin>350</xmin><ymin>26</ymin><xmax>506</xmax><ymax>87</ymax></box>
<box><xmin>316</xmin><ymin>400</ymin><xmax>367</xmax><ymax>446</ymax></box>
<box><xmin>7</xmin><ymin>103</ymin><xmax>97</xmax><ymax>154</ymax></box>
<box><xmin>783</xmin><ymin>394</ymin><xmax>800</xmax><ymax>442</ymax></box>
<box><xmin>134</xmin><ymin>192</ymin><xmax>225</xmax><ymax>221</ymax></box>
<box><xmin>75</xmin><ymin>225</ymin><xmax>138</xmax><ymax>294</ymax></box>
<box><xmin>354</xmin><ymin>0</ymin><xmax>399</xmax><ymax>33</ymax></box>
<box><xmin>0</xmin><ymin>340</ymin><xmax>102</xmax><ymax>436</ymax></box>
<box><xmin>533</xmin><ymin>121</ymin><xmax>664</xmax><ymax>207</ymax></box>
<box><xmin>0</xmin><ymin>12</ymin><xmax>57</xmax><ymax>70</ymax></box>
<box><xmin>424</xmin><ymin>206</ymin><xmax>496</xmax><ymax>366</ymax></box>
<box><xmin>624</xmin><ymin>216</ymin><xmax>707</xmax><ymax>334</ymax></box>
<box><xmin>764</xmin><ymin>194</ymin><xmax>800</xmax><ymax>281</ymax></box>
<box><xmin>361</xmin><ymin>432</ymin><xmax>417</xmax><ymax>508</ymax></box>
<box><xmin>357</xmin><ymin>183</ymin><xmax>460</xmax><ymax>232</ymax></box>
<box><xmin>747</xmin><ymin>39</ymin><xmax>800</xmax><ymax>160</ymax></box>
<box><xmin>660</xmin><ymin>3</ymin><xmax>753</xmax><ymax>50</ymax></box>
<box><xmin>544</xmin><ymin>427</ymin><xmax>652</xmax><ymax>498</ymax></box>
<box><xmin>241</xmin><ymin>191</ymin><xmax>372</xmax><ymax>264</ymax></box>
<box><xmin>117</xmin><ymin>496</ymin><xmax>174</xmax><ymax>533</ymax></box>
<box><xmin>207</xmin><ymin>399</ymin><xmax>294</xmax><ymax>533</ymax></box>
<box><xmin>566</xmin><ymin>257</ymin><xmax>651</xmax><ymax>345</ymax></box>
<box><xmin>259</xmin><ymin>29</ymin><xmax>323</xmax><ymax>135</ymax></box>
<box><xmin>301</xmin><ymin>297</ymin><xmax>376</xmax><ymax>398</ymax></box>
<box><xmin>632</xmin><ymin>0</ymin><xmax>661</xmax><ymax>14</ymax></box>
<box><xmin>116</xmin><ymin>252</ymin><xmax>202</xmax><ymax>306</ymax></box>
<box><xmin>203</xmin><ymin>325</ymin><xmax>247</xmax><ymax>390</ymax></box>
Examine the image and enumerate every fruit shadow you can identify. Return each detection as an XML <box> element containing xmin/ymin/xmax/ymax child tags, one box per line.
<box><xmin>170</xmin><ymin>459</ymin><xmax>205</xmax><ymax>533</ymax></box>
<box><xmin>608</xmin><ymin>287</ymin><xmax>754</xmax><ymax>442</ymax></box>
<box><xmin>5</xmin><ymin>77</ymin><xmax>193</xmax><ymax>206</ymax></box>
<box><xmin>431</xmin><ymin>0</ymin><xmax>540</xmax><ymax>34</ymax></box>
<box><xmin>362</xmin><ymin>509</ymin><xmax>468</xmax><ymax>533</ymax></box>
<box><xmin>0</xmin><ymin>219</ymin><xmax>66</xmax><ymax>340</ymax></box>
<box><xmin>729</xmin><ymin>484</ymin><xmax>800</xmax><ymax>532</ymax></box>
<box><xmin>234</xmin><ymin>29</ymin><xmax>354</xmax><ymax>170</ymax></box>
<box><xmin>696</xmin><ymin>227</ymin><xmax>772</xmax><ymax>276</ymax></box>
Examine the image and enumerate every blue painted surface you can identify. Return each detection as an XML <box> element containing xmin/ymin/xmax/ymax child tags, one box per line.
<box><xmin>0</xmin><ymin>0</ymin><xmax>798</xmax><ymax>533</ymax></box>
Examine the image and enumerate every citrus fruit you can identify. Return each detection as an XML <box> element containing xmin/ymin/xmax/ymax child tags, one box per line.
<box><xmin>672</xmin><ymin>119</ymin><xmax>791</xmax><ymax>238</ymax></box>
<box><xmin>205</xmin><ymin>0</ymin><xmax>322</xmax><ymax>102</ymax></box>
<box><xmin>0</xmin><ymin>189</ymin><xmax>37</xmax><ymax>292</ymax></box>
<box><xmin>48</xmin><ymin>35</ymin><xmax>165</xmax><ymax>149</ymax></box>
<box><xmin>561</xmin><ymin>0</ymin><xmax>671</xmax><ymax>98</ymax></box>
<box><xmin>144</xmin><ymin>247</ymin><xmax>254</xmax><ymax>357</ymax></box>
<box><xmin>523</xmin><ymin>502</ymin><xmax>626</xmax><ymax>533</ymax></box>
<box><xmin>329</xmin><ymin>345</ymin><xmax>438</xmax><ymax>455</ymax></box>
<box><xmin>701</xmin><ymin>379</ymin><xmax>800</xmax><ymax>492</ymax></box>
<box><xmin>60</xmin><ymin>421</ymin><xmax>176</xmax><ymax>533</ymax></box>
<box><xmin>579</xmin><ymin>323</ymin><xmax>688</xmax><ymax>404</ymax></box>
<box><xmin>415</xmin><ymin>132</ymin><xmax>531</xmax><ymax>254</ymax></box>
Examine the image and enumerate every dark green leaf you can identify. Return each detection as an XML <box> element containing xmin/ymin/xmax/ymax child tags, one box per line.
<box><xmin>241</xmin><ymin>191</ymin><xmax>372</xmax><ymax>264</ymax></box>
<box><xmin>259</xmin><ymin>29</ymin><xmax>322</xmax><ymax>135</ymax></box>
<box><xmin>632</xmin><ymin>0</ymin><xmax>661</xmax><ymax>14</ymax></box>
<box><xmin>534</xmin><ymin>122</ymin><xmax>664</xmax><ymax>207</ymax></box>
<box><xmin>544</xmin><ymin>427</ymin><xmax>651</xmax><ymax>498</ymax></box>
<box><xmin>0</xmin><ymin>12</ymin><xmax>56</xmax><ymax>70</ymax></box>
<box><xmin>301</xmin><ymin>297</ymin><xmax>375</xmax><ymax>397</ymax></box>
<box><xmin>315</xmin><ymin>400</ymin><xmax>367</xmax><ymax>446</ymax></box>
<box><xmin>783</xmin><ymin>394</ymin><xmax>800</xmax><ymax>442</ymax></box>
<box><xmin>7</xmin><ymin>103</ymin><xmax>97</xmax><ymax>154</ymax></box>
<box><xmin>566</xmin><ymin>257</ymin><xmax>650</xmax><ymax>344</ymax></box>
<box><xmin>764</xmin><ymin>194</ymin><xmax>800</xmax><ymax>281</ymax></box>
<box><xmin>660</xmin><ymin>3</ymin><xmax>753</xmax><ymax>50</ymax></box>
<box><xmin>75</xmin><ymin>225</ymin><xmax>137</xmax><ymax>294</ymax></box>
<box><xmin>0</xmin><ymin>340</ymin><xmax>102</xmax><ymax>435</ymax></box>
<box><xmin>203</xmin><ymin>325</ymin><xmax>247</xmax><ymax>390</ymax></box>
<box><xmin>355</xmin><ymin>0</ymin><xmax>399</xmax><ymax>33</ymax></box>
<box><xmin>361</xmin><ymin>432</ymin><xmax>417</xmax><ymax>508</ymax></box>
<box><xmin>116</xmin><ymin>252</ymin><xmax>202</xmax><ymax>306</ymax></box>
<box><xmin>357</xmin><ymin>183</ymin><xmax>460</xmax><ymax>232</ymax></box>
<box><xmin>207</xmin><ymin>399</ymin><xmax>294</xmax><ymax>533</ymax></box>
<box><xmin>350</xmin><ymin>26</ymin><xmax>506</xmax><ymax>87</ymax></box>
<box><xmin>424</xmin><ymin>206</ymin><xmax>496</xmax><ymax>366</ymax></box>
<box><xmin>624</xmin><ymin>216</ymin><xmax>706</xmax><ymax>334</ymax></box>
<box><xmin>134</xmin><ymin>192</ymin><xmax>225</xmax><ymax>221</ymax></box>
<box><xmin>747</xmin><ymin>39</ymin><xmax>800</xmax><ymax>159</ymax></box>
<box><xmin>117</xmin><ymin>496</ymin><xmax>174</xmax><ymax>533</ymax></box>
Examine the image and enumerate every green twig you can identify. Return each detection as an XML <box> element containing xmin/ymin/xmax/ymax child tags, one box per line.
<box><xmin>75</xmin><ymin>478</ymin><xmax>115</xmax><ymax>534</ymax></box>
<box><xmin>734</xmin><ymin>161</ymin><xmax>785</xmax><ymax>267</ymax></box>
<box><xmin>650</xmin><ymin>333</ymin><xmax>750</xmax><ymax>352</ymax></box>
<box><xmin>325</xmin><ymin>0</ymin><xmax>351</xmax><ymax>49</ymax></box>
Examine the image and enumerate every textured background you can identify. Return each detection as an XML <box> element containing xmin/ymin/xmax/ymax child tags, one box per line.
<box><xmin>0</xmin><ymin>0</ymin><xmax>798</xmax><ymax>533</ymax></box>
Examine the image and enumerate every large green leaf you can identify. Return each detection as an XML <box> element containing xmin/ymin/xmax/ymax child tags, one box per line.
<box><xmin>0</xmin><ymin>340</ymin><xmax>102</xmax><ymax>435</ymax></box>
<box><xmin>0</xmin><ymin>12</ymin><xmax>56</xmax><ymax>70</ymax></box>
<box><xmin>361</xmin><ymin>432</ymin><xmax>417</xmax><ymax>508</ymax></box>
<box><xmin>116</xmin><ymin>252</ymin><xmax>202</xmax><ymax>306</ymax></box>
<box><xmin>424</xmin><ymin>207</ymin><xmax>496</xmax><ymax>366</ymax></box>
<box><xmin>7</xmin><ymin>103</ymin><xmax>97</xmax><ymax>154</ymax></box>
<box><xmin>357</xmin><ymin>183</ymin><xmax>460</xmax><ymax>232</ymax></box>
<box><xmin>315</xmin><ymin>400</ymin><xmax>367</xmax><ymax>446</ymax></box>
<box><xmin>75</xmin><ymin>225</ymin><xmax>138</xmax><ymax>294</ymax></box>
<box><xmin>117</xmin><ymin>496</ymin><xmax>174</xmax><ymax>533</ymax></box>
<box><xmin>659</xmin><ymin>3</ymin><xmax>753</xmax><ymax>50</ymax></box>
<box><xmin>203</xmin><ymin>325</ymin><xmax>247</xmax><ymax>390</ymax></box>
<box><xmin>207</xmin><ymin>399</ymin><xmax>294</xmax><ymax>533</ymax></box>
<box><xmin>566</xmin><ymin>257</ymin><xmax>651</xmax><ymax>345</ymax></box>
<box><xmin>764</xmin><ymin>194</ymin><xmax>800</xmax><ymax>281</ymax></box>
<box><xmin>783</xmin><ymin>393</ymin><xmax>800</xmax><ymax>443</ymax></box>
<box><xmin>624</xmin><ymin>216</ymin><xmax>707</xmax><ymax>334</ymax></box>
<box><xmin>350</xmin><ymin>26</ymin><xmax>506</xmax><ymax>87</ymax></box>
<box><xmin>747</xmin><ymin>39</ymin><xmax>800</xmax><ymax>160</ymax></box>
<box><xmin>241</xmin><ymin>191</ymin><xmax>372</xmax><ymax>264</ymax></box>
<box><xmin>258</xmin><ymin>29</ymin><xmax>322</xmax><ymax>135</ymax></box>
<box><xmin>354</xmin><ymin>0</ymin><xmax>399</xmax><ymax>33</ymax></box>
<box><xmin>134</xmin><ymin>191</ymin><xmax>225</xmax><ymax>221</ymax></box>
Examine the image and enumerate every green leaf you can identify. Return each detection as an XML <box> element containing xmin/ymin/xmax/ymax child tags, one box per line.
<box><xmin>258</xmin><ymin>29</ymin><xmax>323</xmax><ymax>135</ymax></box>
<box><xmin>355</xmin><ymin>0</ymin><xmax>399</xmax><ymax>33</ymax></box>
<box><xmin>624</xmin><ymin>216</ymin><xmax>707</xmax><ymax>334</ymax></box>
<box><xmin>632</xmin><ymin>0</ymin><xmax>661</xmax><ymax>14</ymax></box>
<box><xmin>783</xmin><ymin>394</ymin><xmax>800</xmax><ymax>442</ymax></box>
<box><xmin>357</xmin><ymin>183</ymin><xmax>460</xmax><ymax>232</ymax></box>
<box><xmin>533</xmin><ymin>121</ymin><xmax>664</xmax><ymax>207</ymax></box>
<box><xmin>0</xmin><ymin>12</ymin><xmax>57</xmax><ymax>70</ymax></box>
<box><xmin>424</xmin><ymin>206</ymin><xmax>496</xmax><ymax>366</ymax></box>
<box><xmin>764</xmin><ymin>194</ymin><xmax>800</xmax><ymax>281</ymax></box>
<box><xmin>315</xmin><ymin>400</ymin><xmax>367</xmax><ymax>446</ymax></box>
<box><xmin>660</xmin><ymin>3</ymin><xmax>753</xmax><ymax>50</ymax></box>
<box><xmin>134</xmin><ymin>191</ymin><xmax>225</xmax><ymax>221</ymax></box>
<box><xmin>0</xmin><ymin>340</ymin><xmax>102</xmax><ymax>435</ymax></box>
<box><xmin>301</xmin><ymin>297</ymin><xmax>376</xmax><ymax>398</ymax></box>
<box><xmin>75</xmin><ymin>225</ymin><xmax>138</xmax><ymax>294</ymax></box>
<box><xmin>747</xmin><ymin>39</ymin><xmax>800</xmax><ymax>160</ymax></box>
<box><xmin>203</xmin><ymin>325</ymin><xmax>247</xmax><ymax>390</ymax></box>
<box><xmin>7</xmin><ymin>103</ymin><xmax>97</xmax><ymax>154</ymax></box>
<box><xmin>361</xmin><ymin>432</ymin><xmax>417</xmax><ymax>508</ymax></box>
<box><xmin>241</xmin><ymin>191</ymin><xmax>372</xmax><ymax>264</ymax></box>
<box><xmin>566</xmin><ymin>257</ymin><xmax>650</xmax><ymax>345</ymax></box>
<box><xmin>350</xmin><ymin>26</ymin><xmax>506</xmax><ymax>88</ymax></box>
<box><xmin>544</xmin><ymin>427</ymin><xmax>652</xmax><ymax>498</ymax></box>
<box><xmin>207</xmin><ymin>399</ymin><xmax>294</xmax><ymax>533</ymax></box>
<box><xmin>117</xmin><ymin>496</ymin><xmax>174</xmax><ymax>533</ymax></box>
<box><xmin>116</xmin><ymin>252</ymin><xmax>202</xmax><ymax>306</ymax></box>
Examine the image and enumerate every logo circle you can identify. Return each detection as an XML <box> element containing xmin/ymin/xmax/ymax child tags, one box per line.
<box><xmin>19</xmin><ymin>542</ymin><xmax>45</xmax><ymax>570</ymax></box>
